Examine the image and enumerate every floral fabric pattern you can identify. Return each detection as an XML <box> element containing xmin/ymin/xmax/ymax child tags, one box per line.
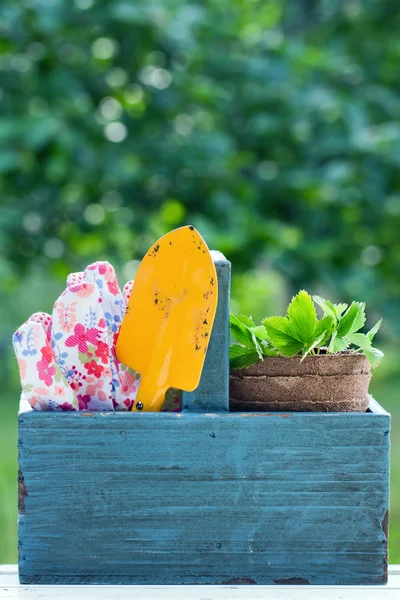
<box><xmin>66</xmin><ymin>271</ymin><xmax>84</xmax><ymax>286</ymax></box>
<box><xmin>123</xmin><ymin>280</ymin><xmax>134</xmax><ymax>305</ymax></box>
<box><xmin>13</xmin><ymin>261</ymin><xmax>181</xmax><ymax>413</ymax></box>
<box><xmin>83</xmin><ymin>261</ymin><xmax>132</xmax><ymax>410</ymax></box>
<box><xmin>13</xmin><ymin>321</ymin><xmax>79</xmax><ymax>411</ymax></box>
<box><xmin>51</xmin><ymin>281</ymin><xmax>115</xmax><ymax>411</ymax></box>
<box><xmin>26</xmin><ymin>312</ymin><xmax>52</xmax><ymax>341</ymax></box>
<box><xmin>65</xmin><ymin>323</ymin><xmax>100</xmax><ymax>354</ymax></box>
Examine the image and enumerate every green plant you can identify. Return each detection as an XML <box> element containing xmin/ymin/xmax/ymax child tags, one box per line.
<box><xmin>230</xmin><ymin>290</ymin><xmax>383</xmax><ymax>370</ymax></box>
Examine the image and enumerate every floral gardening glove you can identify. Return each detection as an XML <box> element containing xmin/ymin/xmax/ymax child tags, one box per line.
<box><xmin>13</xmin><ymin>320</ymin><xmax>78</xmax><ymax>411</ymax></box>
<box><xmin>51</xmin><ymin>281</ymin><xmax>115</xmax><ymax>411</ymax></box>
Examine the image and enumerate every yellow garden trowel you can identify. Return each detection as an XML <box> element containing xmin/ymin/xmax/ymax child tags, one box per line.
<box><xmin>116</xmin><ymin>226</ymin><xmax>218</xmax><ymax>411</ymax></box>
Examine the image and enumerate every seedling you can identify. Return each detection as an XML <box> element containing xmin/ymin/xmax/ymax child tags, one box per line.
<box><xmin>230</xmin><ymin>290</ymin><xmax>383</xmax><ymax>369</ymax></box>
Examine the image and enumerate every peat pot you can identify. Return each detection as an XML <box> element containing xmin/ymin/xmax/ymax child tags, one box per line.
<box><xmin>230</xmin><ymin>353</ymin><xmax>371</xmax><ymax>412</ymax></box>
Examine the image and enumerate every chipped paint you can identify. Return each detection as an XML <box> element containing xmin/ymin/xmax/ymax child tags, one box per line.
<box><xmin>381</xmin><ymin>509</ymin><xmax>389</xmax><ymax>539</ymax></box>
<box><xmin>381</xmin><ymin>509</ymin><xmax>389</xmax><ymax>583</ymax></box>
<box><xmin>274</xmin><ymin>577</ymin><xmax>310</xmax><ymax>585</ymax></box>
<box><xmin>221</xmin><ymin>577</ymin><xmax>257</xmax><ymax>585</ymax></box>
<box><xmin>18</xmin><ymin>468</ymin><xmax>28</xmax><ymax>514</ymax></box>
<box><xmin>160</xmin><ymin>465</ymin><xmax>187</xmax><ymax>471</ymax></box>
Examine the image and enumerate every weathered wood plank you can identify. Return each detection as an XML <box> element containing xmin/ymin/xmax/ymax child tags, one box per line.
<box><xmin>18</xmin><ymin>402</ymin><xmax>390</xmax><ymax>585</ymax></box>
<box><xmin>182</xmin><ymin>251</ymin><xmax>230</xmax><ymax>412</ymax></box>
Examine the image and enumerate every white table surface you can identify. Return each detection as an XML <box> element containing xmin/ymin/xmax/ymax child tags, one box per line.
<box><xmin>1</xmin><ymin>565</ymin><xmax>399</xmax><ymax>600</ymax></box>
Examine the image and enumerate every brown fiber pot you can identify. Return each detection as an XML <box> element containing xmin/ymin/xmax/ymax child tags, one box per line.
<box><xmin>229</xmin><ymin>353</ymin><xmax>371</xmax><ymax>412</ymax></box>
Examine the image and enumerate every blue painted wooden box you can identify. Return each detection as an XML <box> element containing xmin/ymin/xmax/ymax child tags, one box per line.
<box><xmin>18</xmin><ymin>255</ymin><xmax>390</xmax><ymax>585</ymax></box>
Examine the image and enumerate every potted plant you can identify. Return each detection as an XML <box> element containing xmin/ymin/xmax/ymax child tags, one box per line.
<box><xmin>229</xmin><ymin>290</ymin><xmax>383</xmax><ymax>412</ymax></box>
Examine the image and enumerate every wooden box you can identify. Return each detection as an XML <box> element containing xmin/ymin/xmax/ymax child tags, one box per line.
<box><xmin>18</xmin><ymin>255</ymin><xmax>390</xmax><ymax>585</ymax></box>
<box><xmin>18</xmin><ymin>399</ymin><xmax>390</xmax><ymax>585</ymax></box>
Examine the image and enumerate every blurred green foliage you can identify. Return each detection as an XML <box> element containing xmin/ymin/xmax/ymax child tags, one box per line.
<box><xmin>1</xmin><ymin>0</ymin><xmax>400</xmax><ymax>327</ymax></box>
<box><xmin>0</xmin><ymin>0</ymin><xmax>400</xmax><ymax>563</ymax></box>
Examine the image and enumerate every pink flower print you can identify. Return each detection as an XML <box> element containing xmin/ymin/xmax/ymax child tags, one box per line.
<box><xmin>18</xmin><ymin>358</ymin><xmax>27</xmax><ymax>380</ymax></box>
<box><xmin>107</xmin><ymin>279</ymin><xmax>119</xmax><ymax>296</ymax></box>
<box><xmin>95</xmin><ymin>341</ymin><xmax>109</xmax><ymax>364</ymax></box>
<box><xmin>123</xmin><ymin>398</ymin><xmax>134</xmax><ymax>410</ymax></box>
<box><xmin>59</xmin><ymin>402</ymin><xmax>76</xmax><ymax>411</ymax></box>
<box><xmin>41</xmin><ymin>344</ymin><xmax>53</xmax><ymax>364</ymax></box>
<box><xmin>123</xmin><ymin>280</ymin><xmax>133</xmax><ymax>304</ymax></box>
<box><xmin>68</xmin><ymin>368</ymin><xmax>86</xmax><ymax>393</ymax></box>
<box><xmin>72</xmin><ymin>282</ymin><xmax>96</xmax><ymax>298</ymax></box>
<box><xmin>37</xmin><ymin>351</ymin><xmax>56</xmax><ymax>387</ymax></box>
<box><xmin>55</xmin><ymin>385</ymin><xmax>65</xmax><ymax>397</ymax></box>
<box><xmin>26</xmin><ymin>312</ymin><xmax>52</xmax><ymax>341</ymax></box>
<box><xmin>34</xmin><ymin>387</ymin><xmax>48</xmax><ymax>396</ymax></box>
<box><xmin>98</xmin><ymin>262</ymin><xmax>115</xmax><ymax>282</ymax></box>
<box><xmin>29</xmin><ymin>396</ymin><xmax>39</xmax><ymax>408</ymax></box>
<box><xmin>86</xmin><ymin>377</ymin><xmax>108</xmax><ymax>401</ymax></box>
<box><xmin>120</xmin><ymin>369</ymin><xmax>139</xmax><ymax>397</ymax></box>
<box><xmin>77</xmin><ymin>394</ymin><xmax>91</xmax><ymax>410</ymax></box>
<box><xmin>56</xmin><ymin>301</ymin><xmax>77</xmax><ymax>332</ymax></box>
<box><xmin>65</xmin><ymin>324</ymin><xmax>99</xmax><ymax>354</ymax></box>
<box><xmin>84</xmin><ymin>359</ymin><xmax>104</xmax><ymax>378</ymax></box>
<box><xmin>67</xmin><ymin>272</ymin><xmax>84</xmax><ymax>286</ymax></box>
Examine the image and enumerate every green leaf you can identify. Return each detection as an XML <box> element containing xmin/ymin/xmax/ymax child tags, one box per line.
<box><xmin>251</xmin><ymin>332</ymin><xmax>264</xmax><ymax>361</ymax></box>
<box><xmin>332</xmin><ymin>336</ymin><xmax>351</xmax><ymax>353</ymax></box>
<box><xmin>337</xmin><ymin>302</ymin><xmax>366</xmax><ymax>337</ymax></box>
<box><xmin>314</xmin><ymin>315</ymin><xmax>335</xmax><ymax>343</ymax></box>
<box><xmin>235</xmin><ymin>314</ymin><xmax>255</xmax><ymax>328</ymax></box>
<box><xmin>249</xmin><ymin>325</ymin><xmax>273</xmax><ymax>358</ymax></box>
<box><xmin>348</xmin><ymin>302</ymin><xmax>366</xmax><ymax>334</ymax></box>
<box><xmin>363</xmin><ymin>347</ymin><xmax>384</xmax><ymax>369</ymax></box>
<box><xmin>249</xmin><ymin>325</ymin><xmax>269</xmax><ymax>340</ymax></box>
<box><xmin>262</xmin><ymin>316</ymin><xmax>304</xmax><ymax>356</ymax></box>
<box><xmin>367</xmin><ymin>319</ymin><xmax>382</xmax><ymax>342</ymax></box>
<box><xmin>302</xmin><ymin>333</ymin><xmax>327</xmax><ymax>360</ymax></box>
<box><xmin>259</xmin><ymin>340</ymin><xmax>279</xmax><ymax>356</ymax></box>
<box><xmin>347</xmin><ymin>332</ymin><xmax>370</xmax><ymax>349</ymax></box>
<box><xmin>314</xmin><ymin>296</ymin><xmax>348</xmax><ymax>321</ymax></box>
<box><xmin>347</xmin><ymin>333</ymin><xmax>384</xmax><ymax>368</ymax></box>
<box><xmin>287</xmin><ymin>290</ymin><xmax>317</xmax><ymax>343</ymax></box>
<box><xmin>328</xmin><ymin>331</ymin><xmax>337</xmax><ymax>353</ymax></box>
<box><xmin>229</xmin><ymin>345</ymin><xmax>260</xmax><ymax>369</ymax></box>
<box><xmin>230</xmin><ymin>314</ymin><xmax>256</xmax><ymax>349</ymax></box>
<box><xmin>313</xmin><ymin>295</ymin><xmax>338</xmax><ymax>321</ymax></box>
<box><xmin>333</xmin><ymin>303</ymin><xmax>348</xmax><ymax>317</ymax></box>
<box><xmin>248</xmin><ymin>326</ymin><xmax>278</xmax><ymax>356</ymax></box>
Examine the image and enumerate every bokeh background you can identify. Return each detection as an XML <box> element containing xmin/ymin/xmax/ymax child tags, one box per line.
<box><xmin>1</xmin><ymin>0</ymin><xmax>399</xmax><ymax>563</ymax></box>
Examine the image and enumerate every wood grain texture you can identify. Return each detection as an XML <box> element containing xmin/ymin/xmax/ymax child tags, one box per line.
<box><xmin>18</xmin><ymin>400</ymin><xmax>390</xmax><ymax>585</ymax></box>
<box><xmin>182</xmin><ymin>251</ymin><xmax>230</xmax><ymax>413</ymax></box>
